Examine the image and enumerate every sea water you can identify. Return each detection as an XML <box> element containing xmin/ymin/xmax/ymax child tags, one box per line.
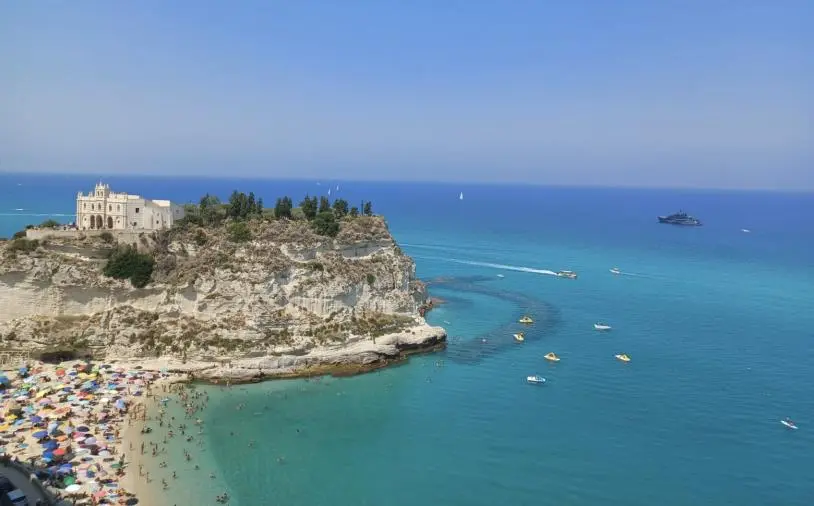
<box><xmin>2</xmin><ymin>175</ymin><xmax>813</xmax><ymax>505</ymax></box>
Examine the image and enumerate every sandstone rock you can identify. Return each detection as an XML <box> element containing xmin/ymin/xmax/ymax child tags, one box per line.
<box><xmin>0</xmin><ymin>217</ymin><xmax>446</xmax><ymax>379</ymax></box>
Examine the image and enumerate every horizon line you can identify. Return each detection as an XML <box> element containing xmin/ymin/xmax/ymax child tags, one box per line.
<box><xmin>1</xmin><ymin>170</ymin><xmax>812</xmax><ymax>194</ymax></box>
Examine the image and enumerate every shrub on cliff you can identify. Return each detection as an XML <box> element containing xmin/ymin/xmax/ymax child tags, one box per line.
<box><xmin>8</xmin><ymin>238</ymin><xmax>39</xmax><ymax>253</ymax></box>
<box><xmin>312</xmin><ymin>210</ymin><xmax>339</xmax><ymax>237</ymax></box>
<box><xmin>228</xmin><ymin>222</ymin><xmax>252</xmax><ymax>242</ymax></box>
<box><xmin>103</xmin><ymin>246</ymin><xmax>155</xmax><ymax>288</ymax></box>
<box><xmin>39</xmin><ymin>218</ymin><xmax>61</xmax><ymax>229</ymax></box>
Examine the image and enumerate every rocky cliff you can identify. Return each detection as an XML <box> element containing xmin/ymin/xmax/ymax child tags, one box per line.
<box><xmin>0</xmin><ymin>216</ymin><xmax>446</xmax><ymax>380</ymax></box>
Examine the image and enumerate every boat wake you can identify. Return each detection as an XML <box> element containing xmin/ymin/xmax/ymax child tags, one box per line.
<box><xmin>413</xmin><ymin>255</ymin><xmax>558</xmax><ymax>276</ymax></box>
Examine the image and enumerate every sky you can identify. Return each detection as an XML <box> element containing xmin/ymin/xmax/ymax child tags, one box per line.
<box><xmin>1</xmin><ymin>1</ymin><xmax>812</xmax><ymax>189</ymax></box>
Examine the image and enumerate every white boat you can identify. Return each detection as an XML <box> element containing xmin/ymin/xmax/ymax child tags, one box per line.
<box><xmin>610</xmin><ymin>267</ymin><xmax>621</xmax><ymax>275</ymax></box>
<box><xmin>741</xmin><ymin>228</ymin><xmax>751</xmax><ymax>233</ymax></box>
<box><xmin>459</xmin><ymin>192</ymin><xmax>464</xmax><ymax>200</ymax></box>
<box><xmin>497</xmin><ymin>274</ymin><xmax>505</xmax><ymax>278</ymax></box>
<box><xmin>556</xmin><ymin>270</ymin><xmax>577</xmax><ymax>279</ymax></box>
<box><xmin>781</xmin><ymin>419</ymin><xmax>798</xmax><ymax>430</ymax></box>
<box><xmin>594</xmin><ymin>323</ymin><xmax>612</xmax><ymax>331</ymax></box>
<box><xmin>526</xmin><ymin>375</ymin><xmax>546</xmax><ymax>384</ymax></box>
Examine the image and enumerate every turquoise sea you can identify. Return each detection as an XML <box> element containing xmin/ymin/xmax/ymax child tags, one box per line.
<box><xmin>2</xmin><ymin>174</ymin><xmax>814</xmax><ymax>505</ymax></box>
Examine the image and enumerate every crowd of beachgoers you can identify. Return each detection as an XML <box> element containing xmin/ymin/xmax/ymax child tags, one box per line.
<box><xmin>0</xmin><ymin>360</ymin><xmax>181</xmax><ymax>505</ymax></box>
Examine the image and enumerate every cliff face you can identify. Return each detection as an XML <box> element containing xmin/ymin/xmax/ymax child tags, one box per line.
<box><xmin>0</xmin><ymin>216</ymin><xmax>445</xmax><ymax>379</ymax></box>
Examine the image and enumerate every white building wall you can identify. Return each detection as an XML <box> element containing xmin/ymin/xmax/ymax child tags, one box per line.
<box><xmin>75</xmin><ymin>183</ymin><xmax>184</xmax><ymax>231</ymax></box>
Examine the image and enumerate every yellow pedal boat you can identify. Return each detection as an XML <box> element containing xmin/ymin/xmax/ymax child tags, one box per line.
<box><xmin>519</xmin><ymin>316</ymin><xmax>533</xmax><ymax>324</ymax></box>
<box><xmin>615</xmin><ymin>353</ymin><xmax>631</xmax><ymax>362</ymax></box>
<box><xmin>514</xmin><ymin>332</ymin><xmax>525</xmax><ymax>342</ymax></box>
<box><xmin>544</xmin><ymin>352</ymin><xmax>560</xmax><ymax>362</ymax></box>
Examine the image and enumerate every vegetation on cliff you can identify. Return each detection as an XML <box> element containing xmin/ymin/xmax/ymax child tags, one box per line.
<box><xmin>103</xmin><ymin>246</ymin><xmax>155</xmax><ymax>288</ymax></box>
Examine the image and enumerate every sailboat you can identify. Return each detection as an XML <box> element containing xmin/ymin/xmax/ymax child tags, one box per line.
<box><xmin>459</xmin><ymin>192</ymin><xmax>464</xmax><ymax>201</ymax></box>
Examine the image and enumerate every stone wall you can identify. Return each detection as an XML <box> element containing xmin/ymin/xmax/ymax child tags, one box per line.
<box><xmin>25</xmin><ymin>228</ymin><xmax>147</xmax><ymax>247</ymax></box>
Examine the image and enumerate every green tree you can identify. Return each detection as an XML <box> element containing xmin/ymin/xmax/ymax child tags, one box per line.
<box><xmin>312</xmin><ymin>210</ymin><xmax>339</xmax><ymax>237</ymax></box>
<box><xmin>274</xmin><ymin>196</ymin><xmax>293</xmax><ymax>219</ymax></box>
<box><xmin>349</xmin><ymin>207</ymin><xmax>359</xmax><ymax>217</ymax></box>
<box><xmin>332</xmin><ymin>198</ymin><xmax>349</xmax><ymax>218</ymax></box>
<box><xmin>363</xmin><ymin>201</ymin><xmax>373</xmax><ymax>216</ymax></box>
<box><xmin>248</xmin><ymin>192</ymin><xmax>257</xmax><ymax>214</ymax></box>
<box><xmin>300</xmin><ymin>195</ymin><xmax>317</xmax><ymax>220</ymax></box>
<box><xmin>318</xmin><ymin>196</ymin><xmax>331</xmax><ymax>213</ymax></box>
<box><xmin>227</xmin><ymin>190</ymin><xmax>245</xmax><ymax>219</ymax></box>
<box><xmin>256</xmin><ymin>197</ymin><xmax>264</xmax><ymax>215</ymax></box>
<box><xmin>199</xmin><ymin>194</ymin><xmax>222</xmax><ymax>225</ymax></box>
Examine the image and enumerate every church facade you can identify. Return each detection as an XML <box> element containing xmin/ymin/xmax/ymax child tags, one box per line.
<box><xmin>75</xmin><ymin>182</ymin><xmax>184</xmax><ymax>231</ymax></box>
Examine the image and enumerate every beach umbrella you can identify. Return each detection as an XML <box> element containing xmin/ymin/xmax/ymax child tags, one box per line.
<box><xmin>53</xmin><ymin>447</ymin><xmax>67</xmax><ymax>457</ymax></box>
<box><xmin>76</xmin><ymin>425</ymin><xmax>90</xmax><ymax>432</ymax></box>
<box><xmin>0</xmin><ymin>376</ymin><xmax>10</xmax><ymax>387</ymax></box>
<box><xmin>42</xmin><ymin>450</ymin><xmax>54</xmax><ymax>460</ymax></box>
<box><xmin>63</xmin><ymin>476</ymin><xmax>77</xmax><ymax>486</ymax></box>
<box><xmin>42</xmin><ymin>441</ymin><xmax>58</xmax><ymax>450</ymax></box>
<box><xmin>30</xmin><ymin>415</ymin><xmax>43</xmax><ymax>424</ymax></box>
<box><xmin>32</xmin><ymin>430</ymin><xmax>48</xmax><ymax>439</ymax></box>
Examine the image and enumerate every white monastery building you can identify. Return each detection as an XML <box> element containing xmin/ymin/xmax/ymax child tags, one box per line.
<box><xmin>76</xmin><ymin>182</ymin><xmax>184</xmax><ymax>231</ymax></box>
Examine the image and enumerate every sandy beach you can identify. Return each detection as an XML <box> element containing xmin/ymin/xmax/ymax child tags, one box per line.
<box><xmin>0</xmin><ymin>360</ymin><xmax>184</xmax><ymax>505</ymax></box>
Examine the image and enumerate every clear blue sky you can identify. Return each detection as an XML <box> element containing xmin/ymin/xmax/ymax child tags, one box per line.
<box><xmin>1</xmin><ymin>1</ymin><xmax>811</xmax><ymax>189</ymax></box>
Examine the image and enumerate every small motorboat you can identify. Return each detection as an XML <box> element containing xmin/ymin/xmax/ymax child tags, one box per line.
<box><xmin>615</xmin><ymin>354</ymin><xmax>631</xmax><ymax>362</ymax></box>
<box><xmin>514</xmin><ymin>332</ymin><xmax>525</xmax><ymax>342</ymax></box>
<box><xmin>519</xmin><ymin>316</ymin><xmax>533</xmax><ymax>324</ymax></box>
<box><xmin>610</xmin><ymin>267</ymin><xmax>621</xmax><ymax>275</ymax></box>
<box><xmin>544</xmin><ymin>352</ymin><xmax>560</xmax><ymax>362</ymax></box>
<box><xmin>594</xmin><ymin>323</ymin><xmax>612</xmax><ymax>331</ymax></box>
<box><xmin>526</xmin><ymin>375</ymin><xmax>546</xmax><ymax>384</ymax></box>
<box><xmin>557</xmin><ymin>270</ymin><xmax>577</xmax><ymax>279</ymax></box>
<box><xmin>741</xmin><ymin>229</ymin><xmax>751</xmax><ymax>233</ymax></box>
<box><xmin>781</xmin><ymin>418</ymin><xmax>798</xmax><ymax>430</ymax></box>
<box><xmin>497</xmin><ymin>274</ymin><xmax>505</xmax><ymax>278</ymax></box>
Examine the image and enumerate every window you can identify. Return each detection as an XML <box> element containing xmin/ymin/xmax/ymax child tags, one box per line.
<box><xmin>135</xmin><ymin>208</ymin><xmax>140</xmax><ymax>213</ymax></box>
<box><xmin>117</xmin><ymin>204</ymin><xmax>121</xmax><ymax>211</ymax></box>
<box><xmin>108</xmin><ymin>205</ymin><xmax>112</xmax><ymax>211</ymax></box>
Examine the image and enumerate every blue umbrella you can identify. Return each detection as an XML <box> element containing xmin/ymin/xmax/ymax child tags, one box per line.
<box><xmin>42</xmin><ymin>450</ymin><xmax>54</xmax><ymax>460</ymax></box>
<box><xmin>32</xmin><ymin>430</ymin><xmax>48</xmax><ymax>439</ymax></box>
<box><xmin>30</xmin><ymin>415</ymin><xmax>43</xmax><ymax>424</ymax></box>
<box><xmin>0</xmin><ymin>375</ymin><xmax>10</xmax><ymax>386</ymax></box>
<box><xmin>42</xmin><ymin>441</ymin><xmax>58</xmax><ymax>450</ymax></box>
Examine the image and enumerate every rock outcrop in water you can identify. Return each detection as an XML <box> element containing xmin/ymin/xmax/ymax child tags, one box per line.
<box><xmin>0</xmin><ymin>215</ymin><xmax>446</xmax><ymax>381</ymax></box>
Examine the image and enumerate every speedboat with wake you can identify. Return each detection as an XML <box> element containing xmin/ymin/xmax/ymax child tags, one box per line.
<box><xmin>514</xmin><ymin>332</ymin><xmax>525</xmax><ymax>343</ymax></box>
<box><xmin>556</xmin><ymin>270</ymin><xmax>577</xmax><ymax>279</ymax></box>
<box><xmin>526</xmin><ymin>375</ymin><xmax>546</xmax><ymax>385</ymax></box>
<box><xmin>610</xmin><ymin>267</ymin><xmax>621</xmax><ymax>275</ymax></box>
<box><xmin>615</xmin><ymin>354</ymin><xmax>631</xmax><ymax>362</ymax></box>
<box><xmin>781</xmin><ymin>418</ymin><xmax>798</xmax><ymax>430</ymax></box>
<box><xmin>594</xmin><ymin>323</ymin><xmax>612</xmax><ymax>331</ymax></box>
<box><xmin>544</xmin><ymin>352</ymin><xmax>560</xmax><ymax>362</ymax></box>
